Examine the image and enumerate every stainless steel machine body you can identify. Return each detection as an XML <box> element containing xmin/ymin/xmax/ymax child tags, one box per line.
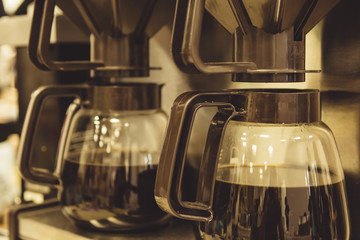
<box><xmin>2</xmin><ymin>0</ymin><xmax>360</xmax><ymax>239</ymax></box>
<box><xmin>155</xmin><ymin>0</ymin><xmax>360</xmax><ymax>238</ymax></box>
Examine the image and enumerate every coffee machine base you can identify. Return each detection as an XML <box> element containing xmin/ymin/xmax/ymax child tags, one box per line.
<box><xmin>9</xmin><ymin>199</ymin><xmax>197</xmax><ymax>240</ymax></box>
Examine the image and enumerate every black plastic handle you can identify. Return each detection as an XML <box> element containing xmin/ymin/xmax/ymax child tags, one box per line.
<box><xmin>29</xmin><ymin>0</ymin><xmax>104</xmax><ymax>71</ymax></box>
<box><xmin>154</xmin><ymin>91</ymin><xmax>247</xmax><ymax>221</ymax></box>
<box><xmin>171</xmin><ymin>0</ymin><xmax>256</xmax><ymax>74</ymax></box>
<box><xmin>18</xmin><ymin>85</ymin><xmax>88</xmax><ymax>186</ymax></box>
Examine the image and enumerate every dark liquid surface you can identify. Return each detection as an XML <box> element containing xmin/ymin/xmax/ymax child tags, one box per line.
<box><xmin>60</xmin><ymin>160</ymin><xmax>168</xmax><ymax>231</ymax></box>
<box><xmin>200</xmin><ymin>165</ymin><xmax>349</xmax><ymax>240</ymax></box>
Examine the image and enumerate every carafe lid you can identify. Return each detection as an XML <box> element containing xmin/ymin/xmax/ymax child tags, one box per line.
<box><xmin>87</xmin><ymin>83</ymin><xmax>162</xmax><ymax>111</ymax></box>
<box><xmin>243</xmin><ymin>89</ymin><xmax>320</xmax><ymax>124</ymax></box>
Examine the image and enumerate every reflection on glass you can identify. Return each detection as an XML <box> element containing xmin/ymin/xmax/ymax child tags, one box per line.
<box><xmin>199</xmin><ymin>121</ymin><xmax>349</xmax><ymax>239</ymax></box>
<box><xmin>59</xmin><ymin>109</ymin><xmax>169</xmax><ymax>230</ymax></box>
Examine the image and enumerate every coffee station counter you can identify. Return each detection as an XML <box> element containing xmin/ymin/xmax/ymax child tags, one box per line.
<box><xmin>9</xmin><ymin>200</ymin><xmax>197</xmax><ymax>240</ymax></box>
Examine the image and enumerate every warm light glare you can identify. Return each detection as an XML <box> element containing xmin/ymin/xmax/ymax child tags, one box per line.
<box><xmin>114</xmin><ymin>129</ymin><xmax>120</xmax><ymax>138</ymax></box>
<box><xmin>3</xmin><ymin>0</ymin><xmax>22</xmax><ymax>14</ymax></box>
<box><xmin>146</xmin><ymin>154</ymin><xmax>152</xmax><ymax>164</ymax></box>
<box><xmin>110</xmin><ymin>118</ymin><xmax>120</xmax><ymax>123</ymax></box>
<box><xmin>268</xmin><ymin>145</ymin><xmax>273</xmax><ymax>157</ymax></box>
<box><xmin>252</xmin><ymin>144</ymin><xmax>257</xmax><ymax>154</ymax></box>
<box><xmin>101</xmin><ymin>126</ymin><xmax>107</xmax><ymax>134</ymax></box>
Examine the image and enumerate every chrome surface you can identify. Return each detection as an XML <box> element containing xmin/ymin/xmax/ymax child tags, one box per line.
<box><xmin>29</xmin><ymin>0</ymin><xmax>175</xmax><ymax>77</ymax></box>
<box><xmin>230</xmin><ymin>0</ymin><xmax>340</xmax><ymax>36</ymax></box>
<box><xmin>205</xmin><ymin>0</ymin><xmax>340</xmax><ymax>36</ymax></box>
<box><xmin>57</xmin><ymin>0</ymin><xmax>174</xmax><ymax>38</ymax></box>
<box><xmin>171</xmin><ymin>0</ymin><xmax>341</xmax><ymax>81</ymax></box>
<box><xmin>234</xmin><ymin>26</ymin><xmax>307</xmax><ymax>82</ymax></box>
<box><xmin>91</xmin><ymin>34</ymin><xmax>150</xmax><ymax>78</ymax></box>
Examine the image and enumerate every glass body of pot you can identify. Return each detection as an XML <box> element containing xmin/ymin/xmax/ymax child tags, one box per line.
<box><xmin>17</xmin><ymin>83</ymin><xmax>170</xmax><ymax>231</ymax></box>
<box><xmin>154</xmin><ymin>90</ymin><xmax>350</xmax><ymax>240</ymax></box>
<box><xmin>57</xmin><ymin>102</ymin><xmax>169</xmax><ymax>230</ymax></box>
<box><xmin>199</xmin><ymin>121</ymin><xmax>349</xmax><ymax>240</ymax></box>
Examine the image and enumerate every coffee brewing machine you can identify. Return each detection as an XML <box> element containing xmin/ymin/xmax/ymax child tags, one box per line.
<box><xmin>153</xmin><ymin>0</ymin><xmax>358</xmax><ymax>239</ymax></box>
<box><xmin>9</xmin><ymin>0</ymin><xmax>360</xmax><ymax>239</ymax></box>
<box><xmin>12</xmin><ymin>0</ymin><xmax>184</xmax><ymax>238</ymax></box>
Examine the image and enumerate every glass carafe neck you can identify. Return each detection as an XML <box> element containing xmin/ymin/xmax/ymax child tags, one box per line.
<box><xmin>243</xmin><ymin>89</ymin><xmax>320</xmax><ymax>124</ymax></box>
<box><xmin>86</xmin><ymin>83</ymin><xmax>162</xmax><ymax>111</ymax></box>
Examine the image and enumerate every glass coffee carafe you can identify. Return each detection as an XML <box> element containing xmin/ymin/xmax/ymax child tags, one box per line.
<box><xmin>18</xmin><ymin>83</ymin><xmax>170</xmax><ymax>231</ymax></box>
<box><xmin>155</xmin><ymin>89</ymin><xmax>350</xmax><ymax>239</ymax></box>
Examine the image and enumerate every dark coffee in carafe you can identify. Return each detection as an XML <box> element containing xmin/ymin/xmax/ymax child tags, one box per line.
<box><xmin>18</xmin><ymin>84</ymin><xmax>169</xmax><ymax>231</ymax></box>
<box><xmin>199</xmin><ymin>164</ymin><xmax>349</xmax><ymax>240</ymax></box>
<box><xmin>59</xmin><ymin>151</ymin><xmax>168</xmax><ymax>230</ymax></box>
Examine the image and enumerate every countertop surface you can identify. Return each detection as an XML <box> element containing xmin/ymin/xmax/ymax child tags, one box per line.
<box><xmin>16</xmin><ymin>204</ymin><xmax>199</xmax><ymax>240</ymax></box>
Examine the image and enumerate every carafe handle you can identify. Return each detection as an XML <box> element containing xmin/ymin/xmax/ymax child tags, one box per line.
<box><xmin>172</xmin><ymin>0</ymin><xmax>256</xmax><ymax>74</ymax></box>
<box><xmin>18</xmin><ymin>85</ymin><xmax>88</xmax><ymax>186</ymax></box>
<box><xmin>154</xmin><ymin>91</ymin><xmax>246</xmax><ymax>221</ymax></box>
<box><xmin>29</xmin><ymin>0</ymin><xmax>104</xmax><ymax>70</ymax></box>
